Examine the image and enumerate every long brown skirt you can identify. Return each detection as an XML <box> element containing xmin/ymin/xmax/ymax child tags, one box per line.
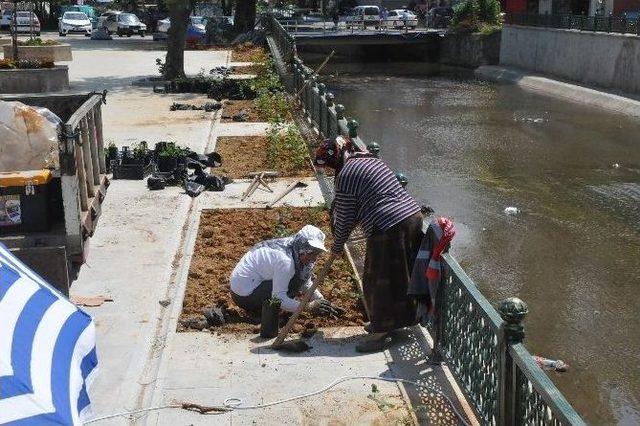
<box><xmin>363</xmin><ymin>212</ymin><xmax>424</xmax><ymax>333</ymax></box>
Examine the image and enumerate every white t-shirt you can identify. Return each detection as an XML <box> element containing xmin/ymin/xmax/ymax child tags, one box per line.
<box><xmin>230</xmin><ymin>246</ymin><xmax>323</xmax><ymax>312</ymax></box>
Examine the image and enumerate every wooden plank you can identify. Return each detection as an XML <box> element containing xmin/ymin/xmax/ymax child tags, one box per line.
<box><xmin>75</xmin><ymin>143</ymin><xmax>89</xmax><ymax>211</ymax></box>
<box><xmin>87</xmin><ymin>110</ymin><xmax>101</xmax><ymax>185</ymax></box>
<box><xmin>94</xmin><ymin>105</ymin><xmax>106</xmax><ymax>174</ymax></box>
<box><xmin>11</xmin><ymin>246</ymin><xmax>70</xmax><ymax>296</ymax></box>
<box><xmin>80</xmin><ymin>118</ymin><xmax>96</xmax><ymax>197</ymax></box>
<box><xmin>66</xmin><ymin>95</ymin><xmax>101</xmax><ymax>130</ymax></box>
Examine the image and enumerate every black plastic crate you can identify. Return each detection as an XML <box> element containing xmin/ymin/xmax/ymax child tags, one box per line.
<box><xmin>112</xmin><ymin>161</ymin><xmax>154</xmax><ymax>180</ymax></box>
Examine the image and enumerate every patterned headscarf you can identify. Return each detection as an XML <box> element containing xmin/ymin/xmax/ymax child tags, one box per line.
<box><xmin>313</xmin><ymin>136</ymin><xmax>352</xmax><ymax>170</ymax></box>
<box><xmin>252</xmin><ymin>228</ymin><xmax>322</xmax><ymax>283</ymax></box>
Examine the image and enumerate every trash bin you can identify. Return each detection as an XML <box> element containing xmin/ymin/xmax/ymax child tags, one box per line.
<box><xmin>0</xmin><ymin>169</ymin><xmax>52</xmax><ymax>234</ymax></box>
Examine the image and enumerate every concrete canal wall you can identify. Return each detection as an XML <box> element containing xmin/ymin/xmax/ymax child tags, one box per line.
<box><xmin>439</xmin><ymin>31</ymin><xmax>501</xmax><ymax>68</ymax></box>
<box><xmin>500</xmin><ymin>25</ymin><xmax>640</xmax><ymax>94</ymax></box>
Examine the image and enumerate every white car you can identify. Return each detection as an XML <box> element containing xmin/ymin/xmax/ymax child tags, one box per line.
<box><xmin>157</xmin><ymin>16</ymin><xmax>206</xmax><ymax>34</ymax></box>
<box><xmin>382</xmin><ymin>9</ymin><xmax>418</xmax><ymax>29</ymax></box>
<box><xmin>59</xmin><ymin>11</ymin><xmax>92</xmax><ymax>37</ymax></box>
<box><xmin>345</xmin><ymin>5</ymin><xmax>381</xmax><ymax>28</ymax></box>
<box><xmin>11</xmin><ymin>11</ymin><xmax>40</xmax><ymax>35</ymax></box>
<box><xmin>102</xmin><ymin>12</ymin><xmax>147</xmax><ymax>37</ymax></box>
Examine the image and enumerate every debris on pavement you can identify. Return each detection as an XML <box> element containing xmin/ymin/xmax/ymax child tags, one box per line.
<box><xmin>159</xmin><ymin>299</ymin><xmax>171</xmax><ymax>307</ymax></box>
<box><xmin>71</xmin><ymin>295</ymin><xmax>114</xmax><ymax>307</ymax></box>
<box><xmin>232</xmin><ymin>109</ymin><xmax>250</xmax><ymax>122</ymax></box>
<box><xmin>534</xmin><ymin>355</ymin><xmax>569</xmax><ymax>372</ymax></box>
<box><xmin>504</xmin><ymin>206</ymin><xmax>520</xmax><ymax>215</ymax></box>
<box><xmin>169</xmin><ymin>102</ymin><xmax>222</xmax><ymax>112</ymax></box>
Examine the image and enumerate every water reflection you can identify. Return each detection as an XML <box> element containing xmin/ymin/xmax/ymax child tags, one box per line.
<box><xmin>326</xmin><ymin>75</ymin><xmax>640</xmax><ymax>424</ymax></box>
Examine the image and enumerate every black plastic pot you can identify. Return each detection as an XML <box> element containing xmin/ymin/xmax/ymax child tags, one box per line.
<box><xmin>157</xmin><ymin>156</ymin><xmax>178</xmax><ymax>172</ymax></box>
<box><xmin>260</xmin><ymin>300</ymin><xmax>281</xmax><ymax>338</ymax></box>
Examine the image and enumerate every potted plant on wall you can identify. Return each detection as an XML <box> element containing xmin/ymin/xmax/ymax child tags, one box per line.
<box><xmin>112</xmin><ymin>142</ymin><xmax>152</xmax><ymax>180</ymax></box>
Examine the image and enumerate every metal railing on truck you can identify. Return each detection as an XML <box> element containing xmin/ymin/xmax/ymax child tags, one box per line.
<box><xmin>506</xmin><ymin>13</ymin><xmax>640</xmax><ymax>35</ymax></box>
<box><xmin>264</xmin><ymin>13</ymin><xmax>586</xmax><ymax>425</ymax></box>
<box><xmin>0</xmin><ymin>91</ymin><xmax>109</xmax><ymax>291</ymax></box>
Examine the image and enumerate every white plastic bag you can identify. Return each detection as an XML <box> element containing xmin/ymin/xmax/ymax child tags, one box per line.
<box><xmin>0</xmin><ymin>100</ymin><xmax>61</xmax><ymax>172</ymax></box>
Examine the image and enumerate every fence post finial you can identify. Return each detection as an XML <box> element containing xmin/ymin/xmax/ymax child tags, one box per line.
<box><xmin>347</xmin><ymin>119</ymin><xmax>359</xmax><ymax>138</ymax></box>
<box><xmin>326</xmin><ymin>92</ymin><xmax>335</xmax><ymax>107</ymax></box>
<box><xmin>318</xmin><ymin>83</ymin><xmax>326</xmax><ymax>95</ymax></box>
<box><xmin>498</xmin><ymin>297</ymin><xmax>529</xmax><ymax>343</ymax></box>
<box><xmin>335</xmin><ymin>104</ymin><xmax>345</xmax><ymax>119</ymax></box>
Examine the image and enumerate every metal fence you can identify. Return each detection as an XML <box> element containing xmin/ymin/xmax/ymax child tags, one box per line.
<box><xmin>506</xmin><ymin>13</ymin><xmax>640</xmax><ymax>35</ymax></box>
<box><xmin>265</xmin><ymin>14</ymin><xmax>585</xmax><ymax>425</ymax></box>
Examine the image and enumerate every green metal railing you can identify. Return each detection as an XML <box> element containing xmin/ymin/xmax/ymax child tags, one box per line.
<box><xmin>506</xmin><ymin>13</ymin><xmax>640</xmax><ymax>35</ymax></box>
<box><xmin>264</xmin><ymin>14</ymin><xmax>585</xmax><ymax>425</ymax></box>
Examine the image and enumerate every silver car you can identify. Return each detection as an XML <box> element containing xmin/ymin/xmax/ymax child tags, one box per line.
<box><xmin>102</xmin><ymin>12</ymin><xmax>147</xmax><ymax>37</ymax></box>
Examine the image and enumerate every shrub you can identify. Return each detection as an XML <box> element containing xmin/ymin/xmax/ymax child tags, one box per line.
<box><xmin>450</xmin><ymin>0</ymin><xmax>503</xmax><ymax>33</ymax></box>
<box><xmin>18</xmin><ymin>38</ymin><xmax>59</xmax><ymax>46</ymax></box>
<box><xmin>0</xmin><ymin>59</ymin><xmax>54</xmax><ymax>69</ymax></box>
<box><xmin>266</xmin><ymin>123</ymin><xmax>309</xmax><ymax>175</ymax></box>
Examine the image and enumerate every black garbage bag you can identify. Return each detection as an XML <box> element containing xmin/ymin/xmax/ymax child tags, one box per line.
<box><xmin>206</xmin><ymin>152</ymin><xmax>222</xmax><ymax>167</ymax></box>
<box><xmin>184</xmin><ymin>180</ymin><xmax>205</xmax><ymax>198</ymax></box>
<box><xmin>193</xmin><ymin>173</ymin><xmax>226</xmax><ymax>192</ymax></box>
<box><xmin>147</xmin><ymin>175</ymin><xmax>166</xmax><ymax>190</ymax></box>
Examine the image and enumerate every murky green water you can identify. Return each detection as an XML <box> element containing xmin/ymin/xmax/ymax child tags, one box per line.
<box><xmin>327</xmin><ymin>74</ymin><xmax>640</xmax><ymax>424</ymax></box>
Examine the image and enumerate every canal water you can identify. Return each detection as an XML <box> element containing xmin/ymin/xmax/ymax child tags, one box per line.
<box><xmin>326</xmin><ymin>73</ymin><xmax>640</xmax><ymax>425</ymax></box>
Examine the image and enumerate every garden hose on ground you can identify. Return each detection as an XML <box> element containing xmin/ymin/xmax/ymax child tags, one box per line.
<box><xmin>84</xmin><ymin>375</ymin><xmax>471</xmax><ymax>425</ymax></box>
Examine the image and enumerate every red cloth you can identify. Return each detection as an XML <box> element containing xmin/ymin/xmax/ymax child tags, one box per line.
<box><xmin>425</xmin><ymin>217</ymin><xmax>456</xmax><ymax>283</ymax></box>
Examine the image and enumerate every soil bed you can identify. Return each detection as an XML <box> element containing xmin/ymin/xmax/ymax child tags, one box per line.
<box><xmin>233</xmin><ymin>64</ymin><xmax>263</xmax><ymax>75</ymax></box>
<box><xmin>180</xmin><ymin>208</ymin><xmax>367</xmax><ymax>334</ymax></box>
<box><xmin>231</xmin><ymin>44</ymin><xmax>266</xmax><ymax>62</ymax></box>
<box><xmin>215</xmin><ymin>136</ymin><xmax>313</xmax><ymax>178</ymax></box>
<box><xmin>221</xmin><ymin>100</ymin><xmax>266</xmax><ymax>123</ymax></box>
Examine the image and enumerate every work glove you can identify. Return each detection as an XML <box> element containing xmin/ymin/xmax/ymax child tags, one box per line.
<box><xmin>308</xmin><ymin>299</ymin><xmax>345</xmax><ymax>317</ymax></box>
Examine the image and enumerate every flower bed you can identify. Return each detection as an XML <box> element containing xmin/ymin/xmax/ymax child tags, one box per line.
<box><xmin>179</xmin><ymin>208</ymin><xmax>367</xmax><ymax>334</ymax></box>
<box><xmin>215</xmin><ymin>135</ymin><xmax>313</xmax><ymax>178</ymax></box>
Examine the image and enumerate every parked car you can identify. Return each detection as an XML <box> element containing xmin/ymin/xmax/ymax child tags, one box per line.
<box><xmin>58</xmin><ymin>11</ymin><xmax>92</xmax><ymax>37</ymax></box>
<box><xmin>11</xmin><ymin>11</ymin><xmax>40</xmax><ymax>36</ymax></box>
<box><xmin>102</xmin><ymin>12</ymin><xmax>147</xmax><ymax>37</ymax></box>
<box><xmin>60</xmin><ymin>5</ymin><xmax>97</xmax><ymax>29</ymax></box>
<box><xmin>346</xmin><ymin>5</ymin><xmax>381</xmax><ymax>28</ymax></box>
<box><xmin>1</xmin><ymin>9</ymin><xmax>12</xmax><ymax>30</ymax></box>
<box><xmin>382</xmin><ymin>9</ymin><xmax>418</xmax><ymax>29</ymax></box>
<box><xmin>157</xmin><ymin>15</ymin><xmax>207</xmax><ymax>39</ymax></box>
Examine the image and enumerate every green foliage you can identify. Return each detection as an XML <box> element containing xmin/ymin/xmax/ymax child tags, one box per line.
<box><xmin>451</xmin><ymin>0</ymin><xmax>502</xmax><ymax>33</ymax></box>
<box><xmin>157</xmin><ymin>142</ymin><xmax>187</xmax><ymax>158</ymax></box>
<box><xmin>252</xmin><ymin>57</ymin><xmax>293</xmax><ymax>123</ymax></box>
<box><xmin>266</xmin><ymin>124</ymin><xmax>308</xmax><ymax>175</ymax></box>
<box><xmin>0</xmin><ymin>59</ymin><xmax>54</xmax><ymax>69</ymax></box>
<box><xmin>132</xmin><ymin>141</ymin><xmax>148</xmax><ymax>159</ymax></box>
<box><xmin>18</xmin><ymin>38</ymin><xmax>58</xmax><ymax>46</ymax></box>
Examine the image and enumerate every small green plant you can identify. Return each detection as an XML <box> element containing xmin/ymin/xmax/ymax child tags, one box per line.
<box><xmin>158</xmin><ymin>142</ymin><xmax>187</xmax><ymax>158</ymax></box>
<box><xmin>132</xmin><ymin>141</ymin><xmax>148</xmax><ymax>161</ymax></box>
<box><xmin>266</xmin><ymin>124</ymin><xmax>309</xmax><ymax>175</ymax></box>
<box><xmin>266</xmin><ymin>295</ymin><xmax>282</xmax><ymax>308</ymax></box>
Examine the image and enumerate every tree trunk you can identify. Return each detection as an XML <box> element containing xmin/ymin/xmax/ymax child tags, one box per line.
<box><xmin>164</xmin><ymin>0</ymin><xmax>191</xmax><ymax>79</ymax></box>
<box><xmin>233</xmin><ymin>0</ymin><xmax>257</xmax><ymax>34</ymax></box>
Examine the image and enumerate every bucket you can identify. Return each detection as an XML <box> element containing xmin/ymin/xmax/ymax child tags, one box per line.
<box><xmin>260</xmin><ymin>298</ymin><xmax>281</xmax><ymax>338</ymax></box>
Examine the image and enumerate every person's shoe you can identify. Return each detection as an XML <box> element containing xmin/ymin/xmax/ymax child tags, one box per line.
<box><xmin>355</xmin><ymin>332</ymin><xmax>392</xmax><ymax>353</ymax></box>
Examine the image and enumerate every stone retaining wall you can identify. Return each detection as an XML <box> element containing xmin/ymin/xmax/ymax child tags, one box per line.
<box><xmin>500</xmin><ymin>25</ymin><xmax>640</xmax><ymax>94</ymax></box>
<box><xmin>0</xmin><ymin>66</ymin><xmax>69</xmax><ymax>94</ymax></box>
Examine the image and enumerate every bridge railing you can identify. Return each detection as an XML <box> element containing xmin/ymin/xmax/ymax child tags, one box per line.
<box><xmin>506</xmin><ymin>13</ymin><xmax>640</xmax><ymax>35</ymax></box>
<box><xmin>265</xmin><ymin>14</ymin><xmax>585</xmax><ymax>425</ymax></box>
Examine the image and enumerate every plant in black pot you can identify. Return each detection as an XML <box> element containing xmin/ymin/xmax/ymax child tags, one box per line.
<box><xmin>260</xmin><ymin>296</ymin><xmax>282</xmax><ymax>338</ymax></box>
<box><xmin>157</xmin><ymin>142</ymin><xmax>186</xmax><ymax>172</ymax></box>
<box><xmin>106</xmin><ymin>142</ymin><xmax>118</xmax><ymax>172</ymax></box>
<box><xmin>131</xmin><ymin>141</ymin><xmax>149</xmax><ymax>165</ymax></box>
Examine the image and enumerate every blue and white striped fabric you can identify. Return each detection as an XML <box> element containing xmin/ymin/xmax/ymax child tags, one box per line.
<box><xmin>0</xmin><ymin>243</ymin><xmax>98</xmax><ymax>425</ymax></box>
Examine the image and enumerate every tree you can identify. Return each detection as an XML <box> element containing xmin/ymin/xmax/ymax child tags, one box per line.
<box><xmin>233</xmin><ymin>0</ymin><xmax>257</xmax><ymax>33</ymax></box>
<box><xmin>163</xmin><ymin>0</ymin><xmax>192</xmax><ymax>79</ymax></box>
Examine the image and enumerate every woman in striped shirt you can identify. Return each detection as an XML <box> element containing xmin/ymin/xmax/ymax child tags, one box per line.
<box><xmin>314</xmin><ymin>137</ymin><xmax>424</xmax><ymax>352</ymax></box>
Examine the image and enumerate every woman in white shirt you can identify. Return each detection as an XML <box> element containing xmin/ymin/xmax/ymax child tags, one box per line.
<box><xmin>230</xmin><ymin>225</ymin><xmax>341</xmax><ymax>316</ymax></box>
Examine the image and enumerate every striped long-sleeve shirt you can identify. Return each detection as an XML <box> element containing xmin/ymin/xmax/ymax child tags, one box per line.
<box><xmin>331</xmin><ymin>156</ymin><xmax>421</xmax><ymax>252</ymax></box>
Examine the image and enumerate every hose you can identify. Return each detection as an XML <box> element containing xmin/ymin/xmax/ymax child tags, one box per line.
<box><xmin>84</xmin><ymin>375</ymin><xmax>470</xmax><ymax>425</ymax></box>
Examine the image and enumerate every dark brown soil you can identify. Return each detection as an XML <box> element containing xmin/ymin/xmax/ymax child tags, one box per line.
<box><xmin>215</xmin><ymin>136</ymin><xmax>313</xmax><ymax>178</ymax></box>
<box><xmin>233</xmin><ymin>64</ymin><xmax>263</xmax><ymax>75</ymax></box>
<box><xmin>231</xmin><ymin>44</ymin><xmax>266</xmax><ymax>62</ymax></box>
<box><xmin>179</xmin><ymin>208</ymin><xmax>367</xmax><ymax>334</ymax></box>
<box><xmin>221</xmin><ymin>100</ymin><xmax>266</xmax><ymax>123</ymax></box>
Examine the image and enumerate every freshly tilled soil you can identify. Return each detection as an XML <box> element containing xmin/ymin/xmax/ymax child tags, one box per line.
<box><xmin>179</xmin><ymin>208</ymin><xmax>368</xmax><ymax>334</ymax></box>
